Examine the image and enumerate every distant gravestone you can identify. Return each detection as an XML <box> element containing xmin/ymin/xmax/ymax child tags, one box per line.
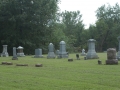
<box><xmin>34</xmin><ymin>48</ymin><xmax>43</xmax><ymax>58</ymax></box>
<box><xmin>86</xmin><ymin>39</ymin><xmax>99</xmax><ymax>59</ymax></box>
<box><xmin>17</xmin><ymin>46</ymin><xmax>25</xmax><ymax>57</ymax></box>
<box><xmin>57</xmin><ymin>41</ymin><xmax>68</xmax><ymax>58</ymax></box>
<box><xmin>106</xmin><ymin>48</ymin><xmax>118</xmax><ymax>65</ymax></box>
<box><xmin>81</xmin><ymin>49</ymin><xmax>86</xmax><ymax>56</ymax></box>
<box><xmin>117</xmin><ymin>36</ymin><xmax>120</xmax><ymax>60</ymax></box>
<box><xmin>56</xmin><ymin>50</ymin><xmax>59</xmax><ymax>55</ymax></box>
<box><xmin>47</xmin><ymin>43</ymin><xmax>56</xmax><ymax>58</ymax></box>
<box><xmin>12</xmin><ymin>47</ymin><xmax>18</xmax><ymax>60</ymax></box>
<box><xmin>1</xmin><ymin>45</ymin><xmax>9</xmax><ymax>57</ymax></box>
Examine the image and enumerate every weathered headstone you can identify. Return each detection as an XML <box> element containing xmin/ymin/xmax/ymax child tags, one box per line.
<box><xmin>12</xmin><ymin>47</ymin><xmax>18</xmax><ymax>60</ymax></box>
<box><xmin>47</xmin><ymin>43</ymin><xmax>56</xmax><ymax>58</ymax></box>
<box><xmin>1</xmin><ymin>45</ymin><xmax>9</xmax><ymax>57</ymax></box>
<box><xmin>34</xmin><ymin>48</ymin><xmax>43</xmax><ymax>58</ymax></box>
<box><xmin>117</xmin><ymin>36</ymin><xmax>120</xmax><ymax>60</ymax></box>
<box><xmin>17</xmin><ymin>46</ymin><xmax>25</xmax><ymax>57</ymax></box>
<box><xmin>106</xmin><ymin>48</ymin><xmax>118</xmax><ymax>65</ymax></box>
<box><xmin>81</xmin><ymin>49</ymin><xmax>86</xmax><ymax>56</ymax></box>
<box><xmin>86</xmin><ymin>39</ymin><xmax>99</xmax><ymax>59</ymax></box>
<box><xmin>57</xmin><ymin>41</ymin><xmax>68</xmax><ymax>58</ymax></box>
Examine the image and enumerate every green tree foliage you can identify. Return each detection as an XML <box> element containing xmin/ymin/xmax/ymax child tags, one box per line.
<box><xmin>0</xmin><ymin>0</ymin><xmax>59</xmax><ymax>54</ymax></box>
<box><xmin>95</xmin><ymin>3</ymin><xmax>120</xmax><ymax>51</ymax></box>
<box><xmin>60</xmin><ymin>11</ymin><xmax>84</xmax><ymax>50</ymax></box>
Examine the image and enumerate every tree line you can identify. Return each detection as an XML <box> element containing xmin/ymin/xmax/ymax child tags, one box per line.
<box><xmin>0</xmin><ymin>0</ymin><xmax>120</xmax><ymax>55</ymax></box>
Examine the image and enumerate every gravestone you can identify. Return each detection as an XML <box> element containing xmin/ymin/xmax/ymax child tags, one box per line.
<box><xmin>81</xmin><ymin>49</ymin><xmax>86</xmax><ymax>56</ymax></box>
<box><xmin>56</xmin><ymin>50</ymin><xmax>59</xmax><ymax>55</ymax></box>
<box><xmin>12</xmin><ymin>47</ymin><xmax>18</xmax><ymax>60</ymax></box>
<box><xmin>47</xmin><ymin>43</ymin><xmax>56</xmax><ymax>58</ymax></box>
<box><xmin>57</xmin><ymin>41</ymin><xmax>68</xmax><ymax>58</ymax></box>
<box><xmin>117</xmin><ymin>36</ymin><xmax>120</xmax><ymax>60</ymax></box>
<box><xmin>1</xmin><ymin>45</ymin><xmax>9</xmax><ymax>57</ymax></box>
<box><xmin>34</xmin><ymin>48</ymin><xmax>43</xmax><ymax>58</ymax></box>
<box><xmin>17</xmin><ymin>46</ymin><xmax>25</xmax><ymax>57</ymax></box>
<box><xmin>86</xmin><ymin>39</ymin><xmax>99</xmax><ymax>59</ymax></box>
<box><xmin>106</xmin><ymin>48</ymin><xmax>118</xmax><ymax>65</ymax></box>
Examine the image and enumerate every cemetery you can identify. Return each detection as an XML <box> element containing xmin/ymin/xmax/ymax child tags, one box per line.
<box><xmin>0</xmin><ymin>40</ymin><xmax>120</xmax><ymax>90</ymax></box>
<box><xmin>0</xmin><ymin>1</ymin><xmax>120</xmax><ymax>89</ymax></box>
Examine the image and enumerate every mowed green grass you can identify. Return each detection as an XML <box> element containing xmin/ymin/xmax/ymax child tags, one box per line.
<box><xmin>0</xmin><ymin>53</ymin><xmax>120</xmax><ymax>90</ymax></box>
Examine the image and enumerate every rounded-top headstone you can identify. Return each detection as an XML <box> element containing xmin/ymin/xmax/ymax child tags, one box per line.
<box><xmin>60</xmin><ymin>41</ymin><xmax>66</xmax><ymax>44</ymax></box>
<box><xmin>17</xmin><ymin>46</ymin><xmax>23</xmax><ymax>49</ymax></box>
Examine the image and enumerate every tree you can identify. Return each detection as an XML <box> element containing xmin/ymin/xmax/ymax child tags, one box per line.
<box><xmin>95</xmin><ymin>3</ymin><xmax>120</xmax><ymax>51</ymax></box>
<box><xmin>60</xmin><ymin>10</ymin><xmax>84</xmax><ymax>49</ymax></box>
<box><xmin>0</xmin><ymin>0</ymin><xmax>59</xmax><ymax>54</ymax></box>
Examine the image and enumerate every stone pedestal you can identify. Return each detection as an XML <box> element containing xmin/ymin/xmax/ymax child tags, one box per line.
<box><xmin>81</xmin><ymin>49</ymin><xmax>86</xmax><ymax>56</ymax></box>
<box><xmin>106</xmin><ymin>48</ymin><xmax>118</xmax><ymax>65</ymax></box>
<box><xmin>57</xmin><ymin>41</ymin><xmax>68</xmax><ymax>58</ymax></box>
<box><xmin>86</xmin><ymin>39</ymin><xmax>99</xmax><ymax>59</ymax></box>
<box><xmin>34</xmin><ymin>49</ymin><xmax>43</xmax><ymax>58</ymax></box>
<box><xmin>12</xmin><ymin>47</ymin><xmax>18</xmax><ymax>60</ymax></box>
<box><xmin>47</xmin><ymin>43</ymin><xmax>56</xmax><ymax>59</ymax></box>
<box><xmin>17</xmin><ymin>46</ymin><xmax>25</xmax><ymax>57</ymax></box>
<box><xmin>1</xmin><ymin>45</ymin><xmax>9</xmax><ymax>57</ymax></box>
<box><xmin>117</xmin><ymin>36</ymin><xmax>120</xmax><ymax>60</ymax></box>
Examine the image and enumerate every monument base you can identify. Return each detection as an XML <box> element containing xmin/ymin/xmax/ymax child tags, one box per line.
<box><xmin>57</xmin><ymin>54</ymin><xmax>68</xmax><ymax>58</ymax></box>
<box><xmin>34</xmin><ymin>55</ymin><xmax>44</xmax><ymax>58</ymax></box>
<box><xmin>12</xmin><ymin>57</ymin><xmax>18</xmax><ymax>60</ymax></box>
<box><xmin>17</xmin><ymin>53</ymin><xmax>25</xmax><ymax>57</ymax></box>
<box><xmin>1</xmin><ymin>52</ymin><xmax>9</xmax><ymax>57</ymax></box>
<box><xmin>86</xmin><ymin>55</ymin><xmax>99</xmax><ymax>59</ymax></box>
<box><xmin>106</xmin><ymin>59</ymin><xmax>118</xmax><ymax>65</ymax></box>
<box><xmin>47</xmin><ymin>52</ymin><xmax>56</xmax><ymax>59</ymax></box>
<box><xmin>81</xmin><ymin>53</ymin><xmax>86</xmax><ymax>56</ymax></box>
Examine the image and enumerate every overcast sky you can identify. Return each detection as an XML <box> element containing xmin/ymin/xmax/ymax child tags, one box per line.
<box><xmin>58</xmin><ymin>0</ymin><xmax>120</xmax><ymax>29</ymax></box>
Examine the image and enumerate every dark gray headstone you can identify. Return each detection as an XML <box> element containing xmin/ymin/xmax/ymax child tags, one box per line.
<box><xmin>17</xmin><ymin>46</ymin><xmax>25</xmax><ymax>57</ymax></box>
<box><xmin>12</xmin><ymin>47</ymin><xmax>18</xmax><ymax>60</ymax></box>
<box><xmin>1</xmin><ymin>45</ymin><xmax>9</xmax><ymax>57</ymax></box>
<box><xmin>86</xmin><ymin>39</ymin><xmax>99</xmax><ymax>59</ymax></box>
<box><xmin>106</xmin><ymin>48</ymin><xmax>118</xmax><ymax>65</ymax></box>
<box><xmin>34</xmin><ymin>48</ymin><xmax>43</xmax><ymax>58</ymax></box>
<box><xmin>47</xmin><ymin>43</ymin><xmax>56</xmax><ymax>59</ymax></box>
<box><xmin>57</xmin><ymin>41</ymin><xmax>68</xmax><ymax>58</ymax></box>
<box><xmin>117</xmin><ymin>36</ymin><xmax>120</xmax><ymax>60</ymax></box>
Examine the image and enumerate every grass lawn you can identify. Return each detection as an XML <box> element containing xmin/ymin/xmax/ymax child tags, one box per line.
<box><xmin>0</xmin><ymin>53</ymin><xmax>120</xmax><ymax>90</ymax></box>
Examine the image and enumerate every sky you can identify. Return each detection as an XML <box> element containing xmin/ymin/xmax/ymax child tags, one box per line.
<box><xmin>58</xmin><ymin>0</ymin><xmax>120</xmax><ymax>29</ymax></box>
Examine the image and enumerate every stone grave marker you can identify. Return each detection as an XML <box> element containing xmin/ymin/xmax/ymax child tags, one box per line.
<box><xmin>47</xmin><ymin>43</ymin><xmax>56</xmax><ymax>58</ymax></box>
<box><xmin>1</xmin><ymin>45</ymin><xmax>9</xmax><ymax>57</ymax></box>
<box><xmin>81</xmin><ymin>49</ymin><xmax>86</xmax><ymax>56</ymax></box>
<box><xmin>34</xmin><ymin>48</ymin><xmax>43</xmax><ymax>58</ymax></box>
<box><xmin>17</xmin><ymin>46</ymin><xmax>25</xmax><ymax>57</ymax></box>
<box><xmin>86</xmin><ymin>39</ymin><xmax>99</xmax><ymax>59</ymax></box>
<box><xmin>57</xmin><ymin>41</ymin><xmax>68</xmax><ymax>58</ymax></box>
<box><xmin>106</xmin><ymin>48</ymin><xmax>118</xmax><ymax>65</ymax></box>
<box><xmin>12</xmin><ymin>47</ymin><xmax>18</xmax><ymax>60</ymax></box>
<box><xmin>117</xmin><ymin>36</ymin><xmax>120</xmax><ymax>60</ymax></box>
